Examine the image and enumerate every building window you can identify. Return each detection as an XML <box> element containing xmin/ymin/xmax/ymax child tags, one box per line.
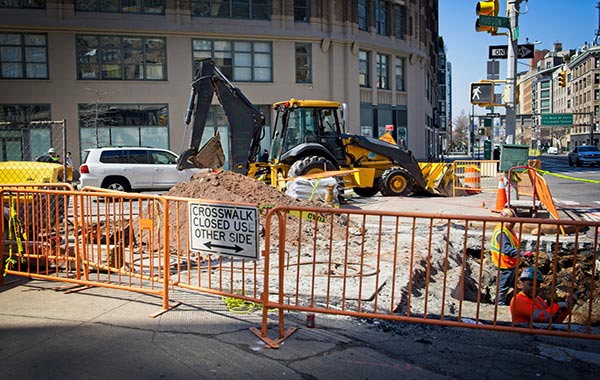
<box><xmin>358</xmin><ymin>0</ymin><xmax>369</xmax><ymax>31</ymax></box>
<box><xmin>294</xmin><ymin>0</ymin><xmax>309</xmax><ymax>22</ymax></box>
<box><xmin>376</xmin><ymin>53</ymin><xmax>388</xmax><ymax>89</ymax></box>
<box><xmin>190</xmin><ymin>0</ymin><xmax>270</xmax><ymax>19</ymax></box>
<box><xmin>359</xmin><ymin>50</ymin><xmax>370</xmax><ymax>87</ymax></box>
<box><xmin>75</xmin><ymin>0</ymin><xmax>165</xmax><ymax>14</ymax></box>
<box><xmin>395</xmin><ymin>56</ymin><xmax>405</xmax><ymax>91</ymax></box>
<box><xmin>78</xmin><ymin>103</ymin><xmax>169</xmax><ymax>149</ymax></box>
<box><xmin>375</xmin><ymin>0</ymin><xmax>389</xmax><ymax>35</ymax></box>
<box><xmin>0</xmin><ymin>0</ymin><xmax>45</xmax><ymax>8</ymax></box>
<box><xmin>0</xmin><ymin>33</ymin><xmax>48</xmax><ymax>79</ymax></box>
<box><xmin>0</xmin><ymin>104</ymin><xmax>51</xmax><ymax>161</ymax></box>
<box><xmin>393</xmin><ymin>3</ymin><xmax>405</xmax><ymax>39</ymax></box>
<box><xmin>595</xmin><ymin>89</ymin><xmax>600</xmax><ymax>101</ymax></box>
<box><xmin>76</xmin><ymin>35</ymin><xmax>166</xmax><ymax>80</ymax></box>
<box><xmin>192</xmin><ymin>39</ymin><xmax>272</xmax><ymax>82</ymax></box>
<box><xmin>295</xmin><ymin>43</ymin><xmax>312</xmax><ymax>83</ymax></box>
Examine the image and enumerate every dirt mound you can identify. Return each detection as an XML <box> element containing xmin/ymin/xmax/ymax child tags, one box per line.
<box><xmin>166</xmin><ymin>170</ymin><xmax>314</xmax><ymax>209</ymax></box>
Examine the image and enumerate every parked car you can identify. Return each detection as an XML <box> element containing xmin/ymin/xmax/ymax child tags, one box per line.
<box><xmin>547</xmin><ymin>146</ymin><xmax>559</xmax><ymax>155</ymax></box>
<box><xmin>568</xmin><ymin>145</ymin><xmax>600</xmax><ymax>167</ymax></box>
<box><xmin>79</xmin><ymin>147</ymin><xmax>204</xmax><ymax>191</ymax></box>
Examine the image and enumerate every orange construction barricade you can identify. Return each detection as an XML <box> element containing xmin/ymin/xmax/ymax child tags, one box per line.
<box><xmin>464</xmin><ymin>165</ymin><xmax>481</xmax><ymax>194</ymax></box>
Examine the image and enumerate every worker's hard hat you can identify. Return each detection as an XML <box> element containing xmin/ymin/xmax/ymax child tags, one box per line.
<box><xmin>48</xmin><ymin>148</ymin><xmax>56</xmax><ymax>154</ymax></box>
<box><xmin>519</xmin><ymin>267</ymin><xmax>543</xmax><ymax>282</ymax></box>
<box><xmin>501</xmin><ymin>208</ymin><xmax>516</xmax><ymax>218</ymax></box>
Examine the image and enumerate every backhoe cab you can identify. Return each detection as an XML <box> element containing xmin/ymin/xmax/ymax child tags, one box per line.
<box><xmin>178</xmin><ymin>59</ymin><xmax>452</xmax><ymax>197</ymax></box>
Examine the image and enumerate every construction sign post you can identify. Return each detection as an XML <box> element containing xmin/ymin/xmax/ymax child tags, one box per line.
<box><xmin>188</xmin><ymin>202</ymin><xmax>259</xmax><ymax>259</ymax></box>
<box><xmin>470</xmin><ymin>82</ymin><xmax>494</xmax><ymax>105</ymax></box>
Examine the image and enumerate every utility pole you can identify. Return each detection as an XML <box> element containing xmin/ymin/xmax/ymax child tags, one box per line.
<box><xmin>505</xmin><ymin>0</ymin><xmax>521</xmax><ymax>144</ymax></box>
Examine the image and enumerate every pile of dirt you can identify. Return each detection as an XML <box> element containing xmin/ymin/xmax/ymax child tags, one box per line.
<box><xmin>158</xmin><ymin>170</ymin><xmax>347</xmax><ymax>250</ymax></box>
<box><xmin>167</xmin><ymin>170</ymin><xmax>308</xmax><ymax>209</ymax></box>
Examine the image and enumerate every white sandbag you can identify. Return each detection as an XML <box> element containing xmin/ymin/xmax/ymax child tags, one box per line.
<box><xmin>285</xmin><ymin>176</ymin><xmax>339</xmax><ymax>204</ymax></box>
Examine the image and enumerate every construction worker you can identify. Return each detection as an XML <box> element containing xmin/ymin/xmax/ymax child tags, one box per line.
<box><xmin>48</xmin><ymin>148</ymin><xmax>60</xmax><ymax>163</ymax></box>
<box><xmin>36</xmin><ymin>147</ymin><xmax>61</xmax><ymax>163</ymax></box>
<box><xmin>510</xmin><ymin>267</ymin><xmax>570</xmax><ymax>323</ymax></box>
<box><xmin>489</xmin><ymin>208</ymin><xmax>532</xmax><ymax>305</ymax></box>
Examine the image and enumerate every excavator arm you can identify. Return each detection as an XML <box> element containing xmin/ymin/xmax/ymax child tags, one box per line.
<box><xmin>177</xmin><ymin>59</ymin><xmax>266</xmax><ymax>174</ymax></box>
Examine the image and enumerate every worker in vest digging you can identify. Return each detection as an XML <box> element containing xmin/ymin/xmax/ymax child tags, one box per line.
<box><xmin>489</xmin><ymin>208</ymin><xmax>532</xmax><ymax>305</ymax></box>
<box><xmin>510</xmin><ymin>266</ymin><xmax>571</xmax><ymax>324</ymax></box>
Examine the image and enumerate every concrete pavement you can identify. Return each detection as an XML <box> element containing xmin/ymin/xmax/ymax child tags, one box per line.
<box><xmin>1</xmin><ymin>193</ymin><xmax>599</xmax><ymax>380</ymax></box>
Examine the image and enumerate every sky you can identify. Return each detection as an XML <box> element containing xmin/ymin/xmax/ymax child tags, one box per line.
<box><xmin>439</xmin><ymin>0</ymin><xmax>598</xmax><ymax>120</ymax></box>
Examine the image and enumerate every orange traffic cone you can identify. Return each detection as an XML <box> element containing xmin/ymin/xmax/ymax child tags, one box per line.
<box><xmin>494</xmin><ymin>177</ymin><xmax>508</xmax><ymax>212</ymax></box>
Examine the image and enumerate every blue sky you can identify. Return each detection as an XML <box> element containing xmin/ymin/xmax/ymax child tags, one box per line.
<box><xmin>439</xmin><ymin>0</ymin><xmax>598</xmax><ymax>120</ymax></box>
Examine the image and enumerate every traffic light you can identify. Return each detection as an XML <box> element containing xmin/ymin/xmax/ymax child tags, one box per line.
<box><xmin>475</xmin><ymin>0</ymin><xmax>499</xmax><ymax>34</ymax></box>
<box><xmin>558</xmin><ymin>71</ymin><xmax>566</xmax><ymax>87</ymax></box>
<box><xmin>470</xmin><ymin>82</ymin><xmax>494</xmax><ymax>105</ymax></box>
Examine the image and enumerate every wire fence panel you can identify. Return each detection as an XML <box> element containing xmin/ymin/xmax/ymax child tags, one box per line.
<box><xmin>0</xmin><ymin>120</ymin><xmax>70</xmax><ymax>184</ymax></box>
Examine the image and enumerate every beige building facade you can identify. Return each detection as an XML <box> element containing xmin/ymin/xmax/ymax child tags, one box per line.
<box><xmin>0</xmin><ymin>0</ymin><xmax>441</xmax><ymax>167</ymax></box>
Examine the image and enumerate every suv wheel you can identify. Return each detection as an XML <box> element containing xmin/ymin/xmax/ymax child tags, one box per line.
<box><xmin>103</xmin><ymin>177</ymin><xmax>131</xmax><ymax>192</ymax></box>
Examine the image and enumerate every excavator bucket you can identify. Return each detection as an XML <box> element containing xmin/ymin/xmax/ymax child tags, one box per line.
<box><xmin>188</xmin><ymin>131</ymin><xmax>226</xmax><ymax>169</ymax></box>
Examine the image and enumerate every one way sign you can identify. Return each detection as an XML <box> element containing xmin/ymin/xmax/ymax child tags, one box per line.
<box><xmin>488</xmin><ymin>44</ymin><xmax>535</xmax><ymax>59</ymax></box>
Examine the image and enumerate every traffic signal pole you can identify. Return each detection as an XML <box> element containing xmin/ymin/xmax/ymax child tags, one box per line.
<box><xmin>505</xmin><ymin>0</ymin><xmax>521</xmax><ymax>144</ymax></box>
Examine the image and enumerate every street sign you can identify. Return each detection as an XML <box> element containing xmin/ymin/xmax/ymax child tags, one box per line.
<box><xmin>188</xmin><ymin>202</ymin><xmax>259</xmax><ymax>259</ymax></box>
<box><xmin>488</xmin><ymin>44</ymin><xmax>535</xmax><ymax>59</ymax></box>
<box><xmin>541</xmin><ymin>113</ymin><xmax>573</xmax><ymax>126</ymax></box>
<box><xmin>470</xmin><ymin>82</ymin><xmax>494</xmax><ymax>105</ymax></box>
<box><xmin>478</xmin><ymin>15</ymin><xmax>510</xmax><ymax>29</ymax></box>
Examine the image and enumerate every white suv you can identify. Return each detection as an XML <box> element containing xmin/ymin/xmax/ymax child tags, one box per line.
<box><xmin>79</xmin><ymin>147</ymin><xmax>203</xmax><ymax>192</ymax></box>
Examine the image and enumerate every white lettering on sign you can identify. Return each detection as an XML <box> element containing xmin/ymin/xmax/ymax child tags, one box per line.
<box><xmin>188</xmin><ymin>202</ymin><xmax>259</xmax><ymax>260</ymax></box>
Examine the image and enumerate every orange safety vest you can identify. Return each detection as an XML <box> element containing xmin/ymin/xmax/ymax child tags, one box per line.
<box><xmin>489</xmin><ymin>224</ymin><xmax>519</xmax><ymax>269</ymax></box>
<box><xmin>510</xmin><ymin>291</ymin><xmax>562</xmax><ymax>323</ymax></box>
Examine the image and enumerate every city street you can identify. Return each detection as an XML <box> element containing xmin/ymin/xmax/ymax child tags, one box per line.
<box><xmin>537</xmin><ymin>154</ymin><xmax>600</xmax><ymax>222</ymax></box>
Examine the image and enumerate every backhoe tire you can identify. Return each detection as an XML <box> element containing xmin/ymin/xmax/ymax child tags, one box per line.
<box><xmin>288</xmin><ymin>156</ymin><xmax>336</xmax><ymax>178</ymax></box>
<box><xmin>353</xmin><ymin>186</ymin><xmax>380</xmax><ymax>197</ymax></box>
<box><xmin>379</xmin><ymin>168</ymin><xmax>413</xmax><ymax>196</ymax></box>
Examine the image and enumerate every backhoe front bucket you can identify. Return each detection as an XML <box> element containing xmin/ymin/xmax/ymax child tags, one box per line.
<box><xmin>178</xmin><ymin>131</ymin><xmax>226</xmax><ymax>170</ymax></box>
<box><xmin>418</xmin><ymin>162</ymin><xmax>456</xmax><ymax>197</ymax></box>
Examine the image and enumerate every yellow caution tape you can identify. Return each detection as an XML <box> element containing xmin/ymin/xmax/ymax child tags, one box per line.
<box><xmin>288</xmin><ymin>209</ymin><xmax>328</xmax><ymax>223</ymax></box>
<box><xmin>536</xmin><ymin>169</ymin><xmax>600</xmax><ymax>185</ymax></box>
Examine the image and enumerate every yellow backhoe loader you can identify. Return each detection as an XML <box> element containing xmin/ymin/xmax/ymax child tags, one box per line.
<box><xmin>177</xmin><ymin>59</ymin><xmax>454</xmax><ymax>197</ymax></box>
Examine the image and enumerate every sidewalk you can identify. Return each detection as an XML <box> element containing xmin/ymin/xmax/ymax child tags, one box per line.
<box><xmin>1</xmin><ymin>275</ymin><xmax>600</xmax><ymax>380</ymax></box>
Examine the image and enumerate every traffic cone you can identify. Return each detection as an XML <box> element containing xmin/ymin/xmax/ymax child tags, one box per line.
<box><xmin>494</xmin><ymin>177</ymin><xmax>508</xmax><ymax>212</ymax></box>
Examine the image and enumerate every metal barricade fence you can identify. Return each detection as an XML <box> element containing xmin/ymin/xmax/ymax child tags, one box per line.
<box><xmin>1</xmin><ymin>187</ymin><xmax>171</xmax><ymax>311</ymax></box>
<box><xmin>453</xmin><ymin>160</ymin><xmax>501</xmax><ymax>195</ymax></box>
<box><xmin>255</xmin><ymin>205</ymin><xmax>600</xmax><ymax>346</ymax></box>
<box><xmin>160</xmin><ymin>195</ymin><xmax>263</xmax><ymax>306</ymax></box>
<box><xmin>3</xmin><ymin>187</ymin><xmax>600</xmax><ymax>346</ymax></box>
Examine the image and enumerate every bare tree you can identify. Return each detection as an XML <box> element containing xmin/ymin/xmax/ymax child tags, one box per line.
<box><xmin>450</xmin><ymin>110</ymin><xmax>470</xmax><ymax>152</ymax></box>
<box><xmin>80</xmin><ymin>88</ymin><xmax>113</xmax><ymax>148</ymax></box>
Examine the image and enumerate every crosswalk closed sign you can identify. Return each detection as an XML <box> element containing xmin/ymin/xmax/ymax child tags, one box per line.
<box><xmin>188</xmin><ymin>202</ymin><xmax>259</xmax><ymax>259</ymax></box>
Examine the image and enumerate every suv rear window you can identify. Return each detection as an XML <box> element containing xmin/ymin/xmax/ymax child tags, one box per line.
<box><xmin>100</xmin><ymin>150</ymin><xmax>150</xmax><ymax>164</ymax></box>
